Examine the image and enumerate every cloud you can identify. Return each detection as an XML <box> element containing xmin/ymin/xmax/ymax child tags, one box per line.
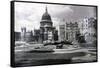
<box><xmin>15</xmin><ymin>2</ymin><xmax>73</xmax><ymax>32</ymax></box>
<box><xmin>15</xmin><ymin>2</ymin><xmax>96</xmax><ymax>32</ymax></box>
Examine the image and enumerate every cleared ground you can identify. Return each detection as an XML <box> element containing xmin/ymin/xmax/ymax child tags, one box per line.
<box><xmin>14</xmin><ymin>43</ymin><xmax>97</xmax><ymax>67</ymax></box>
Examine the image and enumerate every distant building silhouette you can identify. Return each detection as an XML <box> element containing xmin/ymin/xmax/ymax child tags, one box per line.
<box><xmin>20</xmin><ymin>27</ymin><xmax>34</xmax><ymax>42</ymax></box>
<box><xmin>15</xmin><ymin>32</ymin><xmax>21</xmax><ymax>41</ymax></box>
<box><xmin>34</xmin><ymin>29</ymin><xmax>40</xmax><ymax>42</ymax></box>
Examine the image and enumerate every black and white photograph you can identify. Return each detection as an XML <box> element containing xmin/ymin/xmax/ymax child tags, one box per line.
<box><xmin>11</xmin><ymin>1</ymin><xmax>97</xmax><ymax>67</ymax></box>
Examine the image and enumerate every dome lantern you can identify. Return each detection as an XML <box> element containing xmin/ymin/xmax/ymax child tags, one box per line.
<box><xmin>41</xmin><ymin>6</ymin><xmax>52</xmax><ymax>21</ymax></box>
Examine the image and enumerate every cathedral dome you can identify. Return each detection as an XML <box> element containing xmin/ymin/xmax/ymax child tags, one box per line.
<box><xmin>41</xmin><ymin>7</ymin><xmax>51</xmax><ymax>21</ymax></box>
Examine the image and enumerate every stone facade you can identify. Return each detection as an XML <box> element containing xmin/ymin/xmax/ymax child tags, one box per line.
<box><xmin>78</xmin><ymin>17</ymin><xmax>97</xmax><ymax>43</ymax></box>
<box><xmin>59</xmin><ymin>22</ymin><xmax>79</xmax><ymax>42</ymax></box>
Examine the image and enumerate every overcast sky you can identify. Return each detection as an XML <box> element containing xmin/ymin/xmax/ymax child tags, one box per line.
<box><xmin>15</xmin><ymin>2</ymin><xmax>96</xmax><ymax>32</ymax></box>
